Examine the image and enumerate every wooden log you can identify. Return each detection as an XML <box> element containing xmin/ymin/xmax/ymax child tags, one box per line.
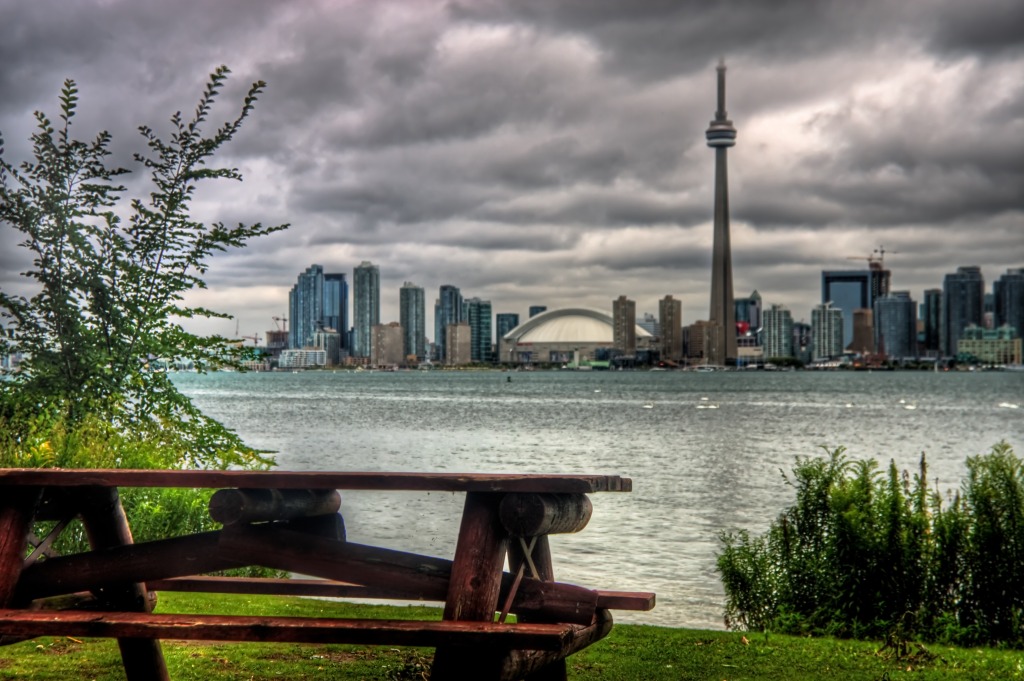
<box><xmin>208</xmin><ymin>488</ymin><xmax>340</xmax><ymax>525</ymax></box>
<box><xmin>0</xmin><ymin>609</ymin><xmax>576</xmax><ymax>650</ymax></box>
<box><xmin>0</xmin><ymin>469</ymin><xmax>632</xmax><ymax>494</ymax></box>
<box><xmin>284</xmin><ymin>512</ymin><xmax>346</xmax><ymax>541</ymax></box>
<box><xmin>499</xmin><ymin>494</ymin><xmax>592</xmax><ymax>537</ymax></box>
<box><xmin>16</xmin><ymin>531</ymin><xmax>238</xmax><ymax>600</ymax></box>
<box><xmin>76</xmin><ymin>487</ymin><xmax>169</xmax><ymax>681</ymax></box>
<box><xmin>0</xmin><ymin>487</ymin><xmax>40</xmax><ymax>607</ymax></box>
<box><xmin>218</xmin><ymin>524</ymin><xmax>600</xmax><ymax>623</ymax></box>
<box><xmin>508</xmin><ymin>535</ymin><xmax>567</xmax><ymax>680</ymax></box>
<box><xmin>501</xmin><ymin>609</ymin><xmax>614</xmax><ymax>681</ymax></box>
<box><xmin>148</xmin><ymin>576</ymin><xmax>415</xmax><ymax>600</ymax></box>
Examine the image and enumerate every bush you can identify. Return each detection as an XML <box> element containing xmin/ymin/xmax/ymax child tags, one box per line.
<box><xmin>718</xmin><ymin>443</ymin><xmax>1024</xmax><ymax>647</ymax></box>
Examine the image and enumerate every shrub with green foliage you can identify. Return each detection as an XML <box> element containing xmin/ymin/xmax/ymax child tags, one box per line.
<box><xmin>718</xmin><ymin>442</ymin><xmax>1024</xmax><ymax>647</ymax></box>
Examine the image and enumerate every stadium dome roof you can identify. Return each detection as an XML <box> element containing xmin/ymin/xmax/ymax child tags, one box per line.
<box><xmin>503</xmin><ymin>308</ymin><xmax>653</xmax><ymax>344</ymax></box>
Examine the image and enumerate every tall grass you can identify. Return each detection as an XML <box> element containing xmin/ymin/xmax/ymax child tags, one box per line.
<box><xmin>719</xmin><ymin>443</ymin><xmax>1024</xmax><ymax>647</ymax></box>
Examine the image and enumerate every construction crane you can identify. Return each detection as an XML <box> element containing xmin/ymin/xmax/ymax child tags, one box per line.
<box><xmin>846</xmin><ymin>245</ymin><xmax>899</xmax><ymax>267</ymax></box>
<box><xmin>241</xmin><ymin>334</ymin><xmax>261</xmax><ymax>347</ymax></box>
<box><xmin>272</xmin><ymin>316</ymin><xmax>288</xmax><ymax>332</ymax></box>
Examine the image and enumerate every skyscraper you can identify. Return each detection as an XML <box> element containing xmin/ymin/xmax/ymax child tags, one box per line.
<box><xmin>706</xmin><ymin>60</ymin><xmax>738</xmax><ymax>366</ymax></box>
<box><xmin>435</xmin><ymin>285</ymin><xmax>463</xmax><ymax>361</ymax></box>
<box><xmin>942</xmin><ymin>266</ymin><xmax>984</xmax><ymax>356</ymax></box>
<box><xmin>612</xmin><ymin>295</ymin><xmax>636</xmax><ymax>356</ymax></box>
<box><xmin>352</xmin><ymin>261</ymin><xmax>380</xmax><ymax>358</ymax></box>
<box><xmin>529</xmin><ymin>306</ymin><xmax>547</xmax><ymax>318</ymax></box>
<box><xmin>874</xmin><ymin>291</ymin><xmax>917</xmax><ymax>359</ymax></box>
<box><xmin>495</xmin><ymin>313</ymin><xmax>520</xmax><ymax>340</ymax></box>
<box><xmin>323</xmin><ymin>272</ymin><xmax>348</xmax><ymax>352</ymax></box>
<box><xmin>821</xmin><ymin>263</ymin><xmax>891</xmax><ymax>349</ymax></box>
<box><xmin>289</xmin><ymin>264</ymin><xmax>324</xmax><ymax>349</ymax></box>
<box><xmin>399</xmin><ymin>282</ymin><xmax>426</xmax><ymax>361</ymax></box>
<box><xmin>921</xmin><ymin>289</ymin><xmax>942</xmax><ymax>355</ymax></box>
<box><xmin>995</xmin><ymin>268</ymin><xmax>1024</xmax><ymax>339</ymax></box>
<box><xmin>762</xmin><ymin>304</ymin><xmax>793</xmax><ymax>359</ymax></box>
<box><xmin>658</xmin><ymin>295</ymin><xmax>683</xmax><ymax>362</ymax></box>
<box><xmin>464</xmin><ymin>297</ymin><xmax>493</xmax><ymax>363</ymax></box>
<box><xmin>811</xmin><ymin>302</ymin><xmax>844</xmax><ymax>361</ymax></box>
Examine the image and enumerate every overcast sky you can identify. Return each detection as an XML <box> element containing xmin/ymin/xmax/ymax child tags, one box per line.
<box><xmin>1</xmin><ymin>0</ymin><xmax>1022</xmax><ymax>341</ymax></box>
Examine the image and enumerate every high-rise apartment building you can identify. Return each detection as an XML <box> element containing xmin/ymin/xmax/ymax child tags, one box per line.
<box><xmin>371</xmin><ymin>322</ymin><xmax>405</xmax><ymax>367</ymax></box>
<box><xmin>289</xmin><ymin>264</ymin><xmax>324</xmax><ymax>349</ymax></box>
<box><xmin>821</xmin><ymin>263</ymin><xmax>891</xmax><ymax>349</ymax></box>
<box><xmin>495</xmin><ymin>313</ymin><xmax>520</xmax><ymax>341</ymax></box>
<box><xmin>994</xmin><ymin>268</ymin><xmax>1024</xmax><ymax>339</ymax></box>
<box><xmin>874</xmin><ymin>291</ymin><xmax>917</xmax><ymax>359</ymax></box>
<box><xmin>352</xmin><ymin>261</ymin><xmax>380</xmax><ymax>358</ymax></box>
<box><xmin>942</xmin><ymin>266</ymin><xmax>984</xmax><ymax>356</ymax></box>
<box><xmin>612</xmin><ymin>296</ymin><xmax>636</xmax><ymax>356</ymax></box>
<box><xmin>435</xmin><ymin>285</ymin><xmax>463</xmax><ymax>362</ymax></box>
<box><xmin>849</xmin><ymin>309</ymin><xmax>875</xmax><ymax>356</ymax></box>
<box><xmin>658</xmin><ymin>295</ymin><xmax>683</xmax><ymax>362</ymax></box>
<box><xmin>445</xmin><ymin>322</ymin><xmax>472</xmax><ymax>366</ymax></box>
<box><xmin>399</xmin><ymin>282</ymin><xmax>426</xmax><ymax>361</ymax></box>
<box><xmin>464</xmin><ymin>297</ymin><xmax>493</xmax><ymax>363</ymax></box>
<box><xmin>762</xmin><ymin>304</ymin><xmax>793</xmax><ymax>359</ymax></box>
<box><xmin>921</xmin><ymin>289</ymin><xmax>942</xmax><ymax>355</ymax></box>
<box><xmin>323</xmin><ymin>273</ymin><xmax>349</xmax><ymax>353</ymax></box>
<box><xmin>637</xmin><ymin>313</ymin><xmax>659</xmax><ymax>338</ymax></box>
<box><xmin>811</xmin><ymin>302</ymin><xmax>844</xmax><ymax>361</ymax></box>
<box><xmin>792</xmin><ymin>321</ymin><xmax>812</xmax><ymax>365</ymax></box>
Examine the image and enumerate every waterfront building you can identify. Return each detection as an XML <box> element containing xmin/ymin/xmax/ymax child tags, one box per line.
<box><xmin>821</xmin><ymin>264</ymin><xmax>891</xmax><ymax>349</ymax></box>
<box><xmin>762</xmin><ymin>304</ymin><xmax>793</xmax><ymax>359</ymax></box>
<box><xmin>435</xmin><ymin>285</ymin><xmax>464</xmax><ymax>362</ymax></box>
<box><xmin>957</xmin><ymin>324</ymin><xmax>1022</xmax><ymax>365</ymax></box>
<box><xmin>658</xmin><ymin>295</ymin><xmax>683</xmax><ymax>362</ymax></box>
<box><xmin>288</xmin><ymin>265</ymin><xmax>324</xmax><ymax>350</ymax></box>
<box><xmin>352</xmin><ymin>261</ymin><xmax>380</xmax><ymax>359</ymax></box>
<box><xmin>942</xmin><ymin>266</ymin><xmax>985</xmax><ymax>356</ymax></box>
<box><xmin>495</xmin><ymin>313</ymin><xmax>520</xmax><ymax>342</ymax></box>
<box><xmin>874</xmin><ymin>291</ymin><xmax>917</xmax><ymax>359</ymax></box>
<box><xmin>612</xmin><ymin>296</ymin><xmax>637</xmax><ymax>357</ymax></box>
<box><xmin>498</xmin><ymin>308</ymin><xmax>652</xmax><ymax>366</ymax></box>
<box><xmin>792</xmin><ymin>321</ymin><xmax>812</xmax><ymax>365</ymax></box>
<box><xmin>684</xmin><ymin>320</ymin><xmax>719</xmax><ymax>365</ymax></box>
<box><xmin>529</xmin><ymin>306</ymin><xmax>547</xmax><ymax>318</ymax></box>
<box><xmin>994</xmin><ymin>268</ymin><xmax>1024</xmax><ymax>339</ymax></box>
<box><xmin>371</xmin><ymin>322</ymin><xmax>405</xmax><ymax>367</ymax></box>
<box><xmin>811</xmin><ymin>302</ymin><xmax>844</xmax><ymax>361</ymax></box>
<box><xmin>464</xmin><ymin>297</ymin><xmax>493</xmax><ymax>363</ymax></box>
<box><xmin>705</xmin><ymin>60</ymin><xmax>738</xmax><ymax>366</ymax></box>
<box><xmin>921</xmin><ymin>289</ymin><xmax>942</xmax><ymax>356</ymax></box>
<box><xmin>399</xmin><ymin>282</ymin><xmax>426</xmax><ymax>361</ymax></box>
<box><xmin>313</xmin><ymin>328</ymin><xmax>341</xmax><ymax>366</ymax></box>
<box><xmin>735</xmin><ymin>291</ymin><xmax>762</xmax><ymax>338</ymax></box>
<box><xmin>849</xmin><ymin>309</ymin><xmax>875</xmax><ymax>356</ymax></box>
<box><xmin>323</xmin><ymin>273</ymin><xmax>349</xmax><ymax>355</ymax></box>
<box><xmin>277</xmin><ymin>348</ymin><xmax>327</xmax><ymax>369</ymax></box>
<box><xmin>446</xmin><ymin>322</ymin><xmax>472</xmax><ymax>366</ymax></box>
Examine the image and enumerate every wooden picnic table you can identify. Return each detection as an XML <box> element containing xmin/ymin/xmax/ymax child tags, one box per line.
<box><xmin>0</xmin><ymin>469</ymin><xmax>654</xmax><ymax>680</ymax></box>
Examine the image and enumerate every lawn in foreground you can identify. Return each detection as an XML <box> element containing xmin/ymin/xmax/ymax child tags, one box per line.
<box><xmin>1</xmin><ymin>593</ymin><xmax>1022</xmax><ymax>680</ymax></box>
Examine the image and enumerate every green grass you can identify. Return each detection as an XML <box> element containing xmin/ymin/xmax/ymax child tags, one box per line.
<box><xmin>2</xmin><ymin>593</ymin><xmax>1023</xmax><ymax>680</ymax></box>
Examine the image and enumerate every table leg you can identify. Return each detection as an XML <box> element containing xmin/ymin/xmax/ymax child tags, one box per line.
<box><xmin>508</xmin><ymin>535</ymin><xmax>568</xmax><ymax>681</ymax></box>
<box><xmin>433</xmin><ymin>492</ymin><xmax>509</xmax><ymax>680</ymax></box>
<box><xmin>78</xmin><ymin>486</ymin><xmax>169</xmax><ymax>681</ymax></box>
<box><xmin>0</xmin><ymin>488</ymin><xmax>41</xmax><ymax>607</ymax></box>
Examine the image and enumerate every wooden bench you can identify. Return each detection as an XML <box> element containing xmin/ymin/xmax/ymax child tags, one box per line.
<box><xmin>0</xmin><ymin>469</ymin><xmax>654</xmax><ymax>680</ymax></box>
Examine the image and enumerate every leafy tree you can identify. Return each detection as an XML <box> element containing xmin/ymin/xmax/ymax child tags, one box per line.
<box><xmin>0</xmin><ymin>66</ymin><xmax>287</xmax><ymax>470</ymax></box>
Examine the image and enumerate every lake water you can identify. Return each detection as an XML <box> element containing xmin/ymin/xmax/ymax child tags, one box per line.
<box><xmin>174</xmin><ymin>369</ymin><xmax>1024</xmax><ymax>629</ymax></box>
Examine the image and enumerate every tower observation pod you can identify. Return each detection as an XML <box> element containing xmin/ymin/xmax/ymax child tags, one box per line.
<box><xmin>705</xmin><ymin>59</ymin><xmax>738</xmax><ymax>366</ymax></box>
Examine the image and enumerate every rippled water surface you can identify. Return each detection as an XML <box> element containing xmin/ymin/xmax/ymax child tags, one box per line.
<box><xmin>174</xmin><ymin>369</ymin><xmax>1024</xmax><ymax>628</ymax></box>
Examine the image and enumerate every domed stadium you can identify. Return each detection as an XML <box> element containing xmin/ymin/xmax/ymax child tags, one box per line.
<box><xmin>498</xmin><ymin>308</ymin><xmax>653</xmax><ymax>365</ymax></box>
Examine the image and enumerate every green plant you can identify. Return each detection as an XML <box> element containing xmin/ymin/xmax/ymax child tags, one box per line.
<box><xmin>0</xmin><ymin>67</ymin><xmax>287</xmax><ymax>469</ymax></box>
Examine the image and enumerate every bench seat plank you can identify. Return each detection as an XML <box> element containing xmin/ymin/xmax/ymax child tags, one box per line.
<box><xmin>0</xmin><ymin>609</ymin><xmax>575</xmax><ymax>650</ymax></box>
<box><xmin>0</xmin><ymin>470</ymin><xmax>631</xmax><ymax>493</ymax></box>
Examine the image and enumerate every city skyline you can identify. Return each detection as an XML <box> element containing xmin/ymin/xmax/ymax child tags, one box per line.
<box><xmin>1</xmin><ymin>1</ymin><xmax>1022</xmax><ymax>342</ymax></box>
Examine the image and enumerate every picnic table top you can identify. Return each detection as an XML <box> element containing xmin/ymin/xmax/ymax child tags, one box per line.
<box><xmin>0</xmin><ymin>469</ymin><xmax>632</xmax><ymax>493</ymax></box>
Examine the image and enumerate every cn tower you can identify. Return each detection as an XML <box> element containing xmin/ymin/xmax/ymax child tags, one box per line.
<box><xmin>705</xmin><ymin>59</ymin><xmax>737</xmax><ymax>366</ymax></box>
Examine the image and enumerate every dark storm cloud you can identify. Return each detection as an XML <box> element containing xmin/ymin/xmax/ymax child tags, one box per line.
<box><xmin>2</xmin><ymin>0</ymin><xmax>1022</xmax><ymax>337</ymax></box>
